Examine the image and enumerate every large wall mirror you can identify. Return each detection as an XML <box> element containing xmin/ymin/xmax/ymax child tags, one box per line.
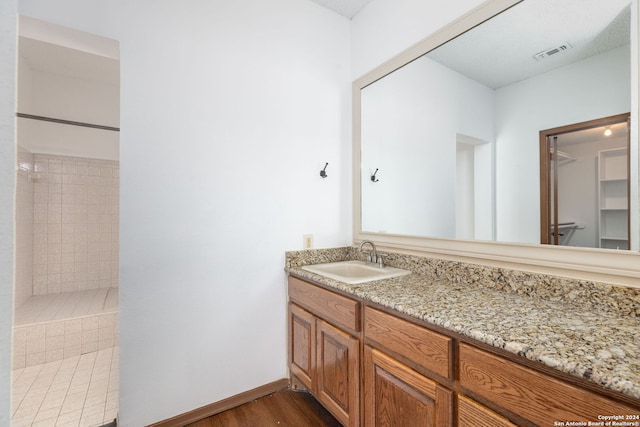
<box><xmin>353</xmin><ymin>0</ymin><xmax>640</xmax><ymax>285</ymax></box>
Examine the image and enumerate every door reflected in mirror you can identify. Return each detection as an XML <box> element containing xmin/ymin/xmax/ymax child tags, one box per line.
<box><xmin>540</xmin><ymin>114</ymin><xmax>630</xmax><ymax>249</ymax></box>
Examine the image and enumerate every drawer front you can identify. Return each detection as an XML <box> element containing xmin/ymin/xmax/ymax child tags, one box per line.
<box><xmin>288</xmin><ymin>276</ymin><xmax>360</xmax><ymax>333</ymax></box>
<box><xmin>364</xmin><ymin>306</ymin><xmax>452</xmax><ymax>379</ymax></box>
<box><xmin>459</xmin><ymin>343</ymin><xmax>640</xmax><ymax>425</ymax></box>
<box><xmin>458</xmin><ymin>395</ymin><xmax>516</xmax><ymax>427</ymax></box>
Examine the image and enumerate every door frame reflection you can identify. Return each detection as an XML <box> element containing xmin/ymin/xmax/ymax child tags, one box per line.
<box><xmin>539</xmin><ymin>112</ymin><xmax>630</xmax><ymax>246</ymax></box>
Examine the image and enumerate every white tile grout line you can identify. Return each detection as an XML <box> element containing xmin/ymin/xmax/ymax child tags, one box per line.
<box><xmin>11</xmin><ymin>347</ymin><xmax>118</xmax><ymax>427</ymax></box>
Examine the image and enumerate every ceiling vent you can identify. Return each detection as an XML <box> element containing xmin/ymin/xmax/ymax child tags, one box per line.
<box><xmin>533</xmin><ymin>42</ymin><xmax>573</xmax><ymax>61</ymax></box>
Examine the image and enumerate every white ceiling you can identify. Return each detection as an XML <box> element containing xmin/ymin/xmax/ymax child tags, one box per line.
<box><xmin>427</xmin><ymin>0</ymin><xmax>631</xmax><ymax>89</ymax></box>
<box><xmin>308</xmin><ymin>0</ymin><xmax>374</xmax><ymax>19</ymax></box>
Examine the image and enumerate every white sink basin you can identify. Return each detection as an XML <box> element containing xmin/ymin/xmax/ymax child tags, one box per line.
<box><xmin>301</xmin><ymin>260</ymin><xmax>411</xmax><ymax>284</ymax></box>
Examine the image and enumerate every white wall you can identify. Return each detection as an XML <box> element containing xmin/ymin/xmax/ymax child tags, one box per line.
<box><xmin>456</xmin><ymin>135</ymin><xmax>493</xmax><ymax>241</ymax></box>
<box><xmin>19</xmin><ymin>58</ymin><xmax>119</xmax><ymax>127</ymax></box>
<box><xmin>17</xmin><ymin>0</ymin><xmax>352</xmax><ymax>425</ymax></box>
<box><xmin>18</xmin><ymin>40</ymin><xmax>120</xmax><ymax>160</ymax></box>
<box><xmin>17</xmin><ymin>120</ymin><xmax>119</xmax><ymax>161</ymax></box>
<box><xmin>495</xmin><ymin>46</ymin><xmax>630</xmax><ymax>243</ymax></box>
<box><xmin>0</xmin><ymin>1</ymin><xmax>17</xmax><ymax>425</ymax></box>
<box><xmin>361</xmin><ymin>55</ymin><xmax>493</xmax><ymax>237</ymax></box>
<box><xmin>456</xmin><ymin>142</ymin><xmax>475</xmax><ymax>239</ymax></box>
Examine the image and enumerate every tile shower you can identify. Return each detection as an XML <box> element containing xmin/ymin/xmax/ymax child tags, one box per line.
<box><xmin>12</xmin><ymin>148</ymin><xmax>119</xmax><ymax>426</ymax></box>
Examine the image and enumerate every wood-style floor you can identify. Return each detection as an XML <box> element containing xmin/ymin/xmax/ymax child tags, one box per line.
<box><xmin>187</xmin><ymin>390</ymin><xmax>342</xmax><ymax>427</ymax></box>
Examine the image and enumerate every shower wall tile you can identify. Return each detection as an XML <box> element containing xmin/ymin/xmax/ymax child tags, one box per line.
<box><xmin>12</xmin><ymin>312</ymin><xmax>118</xmax><ymax>368</ymax></box>
<box><xmin>32</xmin><ymin>154</ymin><xmax>119</xmax><ymax>294</ymax></box>
<box><xmin>12</xmin><ymin>328</ymin><xmax>26</xmax><ymax>370</ymax></box>
<box><xmin>15</xmin><ymin>146</ymin><xmax>34</xmax><ymax>308</ymax></box>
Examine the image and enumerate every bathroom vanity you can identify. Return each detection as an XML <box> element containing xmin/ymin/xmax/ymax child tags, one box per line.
<box><xmin>286</xmin><ymin>247</ymin><xmax>640</xmax><ymax>426</ymax></box>
<box><xmin>289</xmin><ymin>276</ymin><xmax>361</xmax><ymax>426</ymax></box>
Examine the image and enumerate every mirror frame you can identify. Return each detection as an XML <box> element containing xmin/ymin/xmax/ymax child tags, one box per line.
<box><xmin>353</xmin><ymin>0</ymin><xmax>640</xmax><ymax>287</ymax></box>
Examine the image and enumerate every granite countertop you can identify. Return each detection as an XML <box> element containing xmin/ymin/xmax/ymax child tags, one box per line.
<box><xmin>287</xmin><ymin>263</ymin><xmax>640</xmax><ymax>401</ymax></box>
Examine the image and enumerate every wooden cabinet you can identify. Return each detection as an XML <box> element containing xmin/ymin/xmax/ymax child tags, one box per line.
<box><xmin>364</xmin><ymin>307</ymin><xmax>452</xmax><ymax>380</ymax></box>
<box><xmin>316</xmin><ymin>319</ymin><xmax>360</xmax><ymax>425</ymax></box>
<box><xmin>363</xmin><ymin>306</ymin><xmax>453</xmax><ymax>426</ymax></box>
<box><xmin>290</xmin><ymin>303</ymin><xmax>315</xmax><ymax>391</ymax></box>
<box><xmin>457</xmin><ymin>395</ymin><xmax>516</xmax><ymax>427</ymax></box>
<box><xmin>288</xmin><ymin>275</ymin><xmax>640</xmax><ymax>426</ymax></box>
<box><xmin>459</xmin><ymin>342</ymin><xmax>640</xmax><ymax>426</ymax></box>
<box><xmin>364</xmin><ymin>345</ymin><xmax>452</xmax><ymax>426</ymax></box>
<box><xmin>288</xmin><ymin>277</ymin><xmax>360</xmax><ymax>427</ymax></box>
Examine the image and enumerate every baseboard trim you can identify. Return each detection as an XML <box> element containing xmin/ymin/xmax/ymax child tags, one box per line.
<box><xmin>147</xmin><ymin>378</ymin><xmax>290</xmax><ymax>427</ymax></box>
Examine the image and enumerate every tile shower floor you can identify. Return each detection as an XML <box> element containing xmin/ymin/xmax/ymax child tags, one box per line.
<box><xmin>11</xmin><ymin>347</ymin><xmax>118</xmax><ymax>427</ymax></box>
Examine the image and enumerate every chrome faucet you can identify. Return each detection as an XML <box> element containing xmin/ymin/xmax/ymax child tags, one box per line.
<box><xmin>358</xmin><ymin>240</ymin><xmax>384</xmax><ymax>267</ymax></box>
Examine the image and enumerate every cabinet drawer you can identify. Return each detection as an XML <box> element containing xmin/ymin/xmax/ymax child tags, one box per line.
<box><xmin>458</xmin><ymin>395</ymin><xmax>516</xmax><ymax>427</ymax></box>
<box><xmin>364</xmin><ymin>306</ymin><xmax>452</xmax><ymax>379</ymax></box>
<box><xmin>288</xmin><ymin>276</ymin><xmax>360</xmax><ymax>333</ymax></box>
<box><xmin>459</xmin><ymin>343</ymin><xmax>640</xmax><ymax>425</ymax></box>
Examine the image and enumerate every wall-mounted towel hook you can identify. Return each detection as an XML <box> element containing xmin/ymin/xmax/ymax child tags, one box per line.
<box><xmin>371</xmin><ymin>168</ymin><xmax>379</xmax><ymax>182</ymax></box>
<box><xmin>320</xmin><ymin>162</ymin><xmax>329</xmax><ymax>178</ymax></box>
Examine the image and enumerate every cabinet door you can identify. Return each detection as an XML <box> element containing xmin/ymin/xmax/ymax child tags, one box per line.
<box><xmin>290</xmin><ymin>303</ymin><xmax>315</xmax><ymax>392</ymax></box>
<box><xmin>364</xmin><ymin>345</ymin><xmax>452</xmax><ymax>427</ymax></box>
<box><xmin>458</xmin><ymin>394</ymin><xmax>516</xmax><ymax>427</ymax></box>
<box><xmin>316</xmin><ymin>319</ymin><xmax>360</xmax><ymax>427</ymax></box>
